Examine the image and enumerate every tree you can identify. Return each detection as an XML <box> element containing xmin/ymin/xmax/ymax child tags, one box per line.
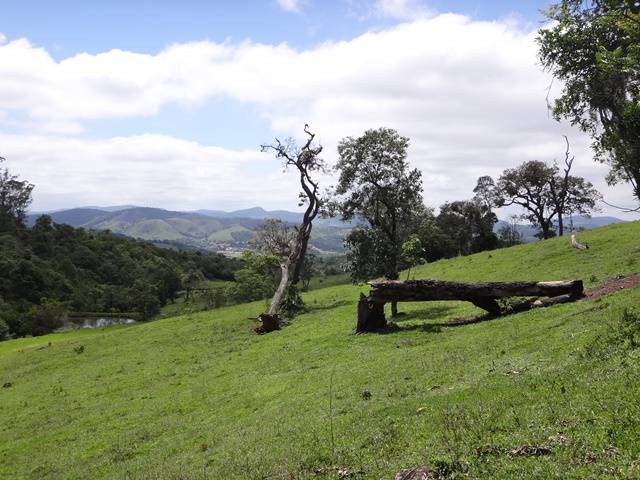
<box><xmin>497</xmin><ymin>215</ymin><xmax>525</xmax><ymax>247</ymax></box>
<box><xmin>538</xmin><ymin>1</ymin><xmax>640</xmax><ymax>207</ymax></box>
<box><xmin>479</xmin><ymin>152</ymin><xmax>601</xmax><ymax>239</ymax></box>
<box><xmin>436</xmin><ymin>200</ymin><xmax>499</xmax><ymax>255</ymax></box>
<box><xmin>493</xmin><ymin>161</ymin><xmax>559</xmax><ymax>239</ymax></box>
<box><xmin>260</xmin><ymin>125</ymin><xmax>325</xmax><ymax>308</ymax></box>
<box><xmin>0</xmin><ymin>157</ymin><xmax>34</xmax><ymax>232</ymax></box>
<box><xmin>401</xmin><ymin>234</ymin><xmax>425</xmax><ymax>280</ymax></box>
<box><xmin>549</xmin><ymin>137</ymin><xmax>601</xmax><ymax>236</ymax></box>
<box><xmin>333</xmin><ymin>127</ymin><xmax>424</xmax><ymax>317</ymax></box>
<box><xmin>253</xmin><ymin>219</ymin><xmax>298</xmax><ymax>327</ymax></box>
<box><xmin>181</xmin><ymin>268</ymin><xmax>205</xmax><ymax>302</ymax></box>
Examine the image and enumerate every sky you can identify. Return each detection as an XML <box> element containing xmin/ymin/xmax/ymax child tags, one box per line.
<box><xmin>1</xmin><ymin>0</ymin><xmax>638</xmax><ymax>219</ymax></box>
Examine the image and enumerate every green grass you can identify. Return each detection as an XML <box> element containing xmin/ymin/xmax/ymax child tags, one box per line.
<box><xmin>1</xmin><ymin>222</ymin><xmax>640</xmax><ymax>479</ymax></box>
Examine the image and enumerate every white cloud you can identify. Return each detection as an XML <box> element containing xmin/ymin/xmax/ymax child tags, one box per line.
<box><xmin>0</xmin><ymin>133</ymin><xmax>306</xmax><ymax>212</ymax></box>
<box><xmin>276</xmin><ymin>0</ymin><xmax>305</xmax><ymax>13</ymax></box>
<box><xmin>0</xmin><ymin>15</ymin><xmax>637</xmax><ymax>217</ymax></box>
<box><xmin>0</xmin><ymin>32</ymin><xmax>6</xmax><ymax>45</ymax></box>
<box><xmin>373</xmin><ymin>0</ymin><xmax>432</xmax><ymax>19</ymax></box>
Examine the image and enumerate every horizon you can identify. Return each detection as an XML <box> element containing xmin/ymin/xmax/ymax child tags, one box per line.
<box><xmin>1</xmin><ymin>0</ymin><xmax>639</xmax><ymax>220</ymax></box>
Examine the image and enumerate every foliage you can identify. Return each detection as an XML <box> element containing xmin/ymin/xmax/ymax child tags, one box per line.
<box><xmin>436</xmin><ymin>200</ymin><xmax>499</xmax><ymax>255</ymax></box>
<box><xmin>25</xmin><ymin>298</ymin><xmax>67</xmax><ymax>337</ymax></box>
<box><xmin>226</xmin><ymin>251</ymin><xmax>280</xmax><ymax>304</ymax></box>
<box><xmin>479</xmin><ymin>159</ymin><xmax>600</xmax><ymax>239</ymax></box>
<box><xmin>538</xmin><ymin>0</ymin><xmax>640</xmax><ymax>204</ymax></box>
<box><xmin>333</xmin><ymin>127</ymin><xmax>424</xmax><ymax>281</ymax></box>
<box><xmin>0</xmin><ymin>215</ymin><xmax>241</xmax><ymax>338</ymax></box>
<box><xmin>401</xmin><ymin>234</ymin><xmax>426</xmax><ymax>279</ymax></box>
<box><xmin>497</xmin><ymin>216</ymin><xmax>525</xmax><ymax>247</ymax></box>
<box><xmin>0</xmin><ymin>157</ymin><xmax>34</xmax><ymax>233</ymax></box>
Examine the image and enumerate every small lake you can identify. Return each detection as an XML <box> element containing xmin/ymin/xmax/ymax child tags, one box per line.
<box><xmin>56</xmin><ymin>317</ymin><xmax>137</xmax><ymax>332</ymax></box>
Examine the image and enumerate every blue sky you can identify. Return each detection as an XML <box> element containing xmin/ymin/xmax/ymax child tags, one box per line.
<box><xmin>0</xmin><ymin>0</ymin><xmax>636</xmax><ymax>216</ymax></box>
<box><xmin>3</xmin><ymin>1</ymin><xmax>551</xmax><ymax>58</ymax></box>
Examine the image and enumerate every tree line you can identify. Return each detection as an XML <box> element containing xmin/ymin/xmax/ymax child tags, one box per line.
<box><xmin>0</xmin><ymin>157</ymin><xmax>241</xmax><ymax>339</ymax></box>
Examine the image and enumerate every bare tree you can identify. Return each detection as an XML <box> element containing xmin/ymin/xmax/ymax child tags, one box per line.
<box><xmin>260</xmin><ymin>124</ymin><xmax>325</xmax><ymax>308</ymax></box>
<box><xmin>253</xmin><ymin>220</ymin><xmax>298</xmax><ymax>326</ymax></box>
<box><xmin>549</xmin><ymin>137</ymin><xmax>601</xmax><ymax>236</ymax></box>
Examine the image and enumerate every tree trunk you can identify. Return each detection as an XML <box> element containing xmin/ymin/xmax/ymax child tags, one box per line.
<box><xmin>268</xmin><ymin>261</ymin><xmax>290</xmax><ymax>315</ymax></box>
<box><xmin>391</xmin><ymin>301</ymin><xmax>398</xmax><ymax>317</ymax></box>
<box><xmin>558</xmin><ymin>211</ymin><xmax>564</xmax><ymax>236</ymax></box>
<box><xmin>368</xmin><ymin>279</ymin><xmax>583</xmax><ymax>307</ymax></box>
<box><xmin>290</xmin><ymin>227</ymin><xmax>311</xmax><ymax>286</ymax></box>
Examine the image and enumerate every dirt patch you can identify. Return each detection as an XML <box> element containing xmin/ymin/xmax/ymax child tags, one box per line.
<box><xmin>584</xmin><ymin>273</ymin><xmax>640</xmax><ymax>299</ymax></box>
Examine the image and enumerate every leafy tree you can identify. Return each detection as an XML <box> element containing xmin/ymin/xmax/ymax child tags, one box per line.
<box><xmin>25</xmin><ymin>298</ymin><xmax>67</xmax><ymax>336</ymax></box>
<box><xmin>497</xmin><ymin>216</ymin><xmax>525</xmax><ymax>247</ymax></box>
<box><xmin>401</xmin><ymin>234</ymin><xmax>425</xmax><ymax>280</ymax></box>
<box><xmin>415</xmin><ymin>210</ymin><xmax>458</xmax><ymax>262</ymax></box>
<box><xmin>333</xmin><ymin>127</ymin><xmax>424</xmax><ymax>316</ymax></box>
<box><xmin>228</xmin><ymin>250</ymin><xmax>279</xmax><ymax>304</ymax></box>
<box><xmin>252</xmin><ymin>219</ymin><xmax>301</xmax><ymax>319</ymax></box>
<box><xmin>181</xmin><ymin>268</ymin><xmax>205</xmax><ymax>302</ymax></box>
<box><xmin>538</xmin><ymin>1</ymin><xmax>640</xmax><ymax>206</ymax></box>
<box><xmin>436</xmin><ymin>200</ymin><xmax>499</xmax><ymax>255</ymax></box>
<box><xmin>0</xmin><ymin>157</ymin><xmax>34</xmax><ymax>232</ymax></box>
<box><xmin>478</xmin><ymin>158</ymin><xmax>600</xmax><ymax>239</ymax></box>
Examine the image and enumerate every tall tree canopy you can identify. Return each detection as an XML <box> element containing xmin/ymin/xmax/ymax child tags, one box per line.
<box><xmin>0</xmin><ymin>157</ymin><xmax>34</xmax><ymax>232</ymax></box>
<box><xmin>333</xmin><ymin>128</ymin><xmax>424</xmax><ymax>315</ymax></box>
<box><xmin>476</xmin><ymin>159</ymin><xmax>600</xmax><ymax>239</ymax></box>
<box><xmin>436</xmin><ymin>200</ymin><xmax>499</xmax><ymax>255</ymax></box>
<box><xmin>538</xmin><ymin>0</ymin><xmax>640</xmax><ymax>206</ymax></box>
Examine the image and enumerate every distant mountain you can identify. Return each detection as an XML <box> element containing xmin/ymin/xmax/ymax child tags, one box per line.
<box><xmin>26</xmin><ymin>208</ymin><xmax>110</xmax><ymax>228</ymax></box>
<box><xmin>494</xmin><ymin>215</ymin><xmax>626</xmax><ymax>242</ymax></box>
<box><xmin>26</xmin><ymin>206</ymin><xmax>349</xmax><ymax>255</ymax></box>
<box><xmin>27</xmin><ymin>205</ymin><xmax>625</xmax><ymax>254</ymax></box>
<box><xmin>195</xmin><ymin>206</ymin><xmax>358</xmax><ymax>227</ymax></box>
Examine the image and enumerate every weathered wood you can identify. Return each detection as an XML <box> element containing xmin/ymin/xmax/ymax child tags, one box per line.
<box><xmin>356</xmin><ymin>293</ymin><xmax>387</xmax><ymax>333</ymax></box>
<box><xmin>255</xmin><ymin>313</ymin><xmax>281</xmax><ymax>334</ymax></box>
<box><xmin>368</xmin><ymin>279</ymin><xmax>583</xmax><ymax>304</ymax></box>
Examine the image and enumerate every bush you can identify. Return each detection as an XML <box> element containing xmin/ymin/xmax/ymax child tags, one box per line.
<box><xmin>26</xmin><ymin>299</ymin><xmax>67</xmax><ymax>336</ymax></box>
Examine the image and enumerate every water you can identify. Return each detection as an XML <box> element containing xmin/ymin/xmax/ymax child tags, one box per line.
<box><xmin>56</xmin><ymin>317</ymin><xmax>136</xmax><ymax>332</ymax></box>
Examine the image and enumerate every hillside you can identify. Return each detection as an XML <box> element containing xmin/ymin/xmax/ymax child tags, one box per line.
<box><xmin>26</xmin><ymin>207</ymin><xmax>350</xmax><ymax>255</ymax></box>
<box><xmin>1</xmin><ymin>222</ymin><xmax>639</xmax><ymax>479</ymax></box>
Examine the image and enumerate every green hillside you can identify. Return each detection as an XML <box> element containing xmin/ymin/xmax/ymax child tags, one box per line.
<box><xmin>1</xmin><ymin>222</ymin><xmax>639</xmax><ymax>479</ymax></box>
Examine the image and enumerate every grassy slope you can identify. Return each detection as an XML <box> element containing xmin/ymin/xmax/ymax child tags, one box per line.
<box><xmin>1</xmin><ymin>222</ymin><xmax>639</xmax><ymax>479</ymax></box>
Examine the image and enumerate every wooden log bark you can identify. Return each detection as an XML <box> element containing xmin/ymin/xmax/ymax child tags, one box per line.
<box><xmin>356</xmin><ymin>293</ymin><xmax>387</xmax><ymax>333</ymax></box>
<box><xmin>368</xmin><ymin>279</ymin><xmax>583</xmax><ymax>304</ymax></box>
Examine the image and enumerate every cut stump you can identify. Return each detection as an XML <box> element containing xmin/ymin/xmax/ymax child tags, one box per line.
<box><xmin>255</xmin><ymin>313</ymin><xmax>281</xmax><ymax>334</ymax></box>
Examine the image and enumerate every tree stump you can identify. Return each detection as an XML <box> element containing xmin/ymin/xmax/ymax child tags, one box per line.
<box><xmin>356</xmin><ymin>293</ymin><xmax>387</xmax><ymax>333</ymax></box>
<box><xmin>255</xmin><ymin>313</ymin><xmax>281</xmax><ymax>334</ymax></box>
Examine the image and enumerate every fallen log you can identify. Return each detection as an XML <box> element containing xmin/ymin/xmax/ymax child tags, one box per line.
<box><xmin>356</xmin><ymin>279</ymin><xmax>584</xmax><ymax>333</ymax></box>
<box><xmin>368</xmin><ymin>279</ymin><xmax>584</xmax><ymax>303</ymax></box>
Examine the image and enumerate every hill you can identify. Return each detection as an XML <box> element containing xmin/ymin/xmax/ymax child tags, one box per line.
<box><xmin>1</xmin><ymin>222</ymin><xmax>639</xmax><ymax>479</ymax></box>
<box><xmin>27</xmin><ymin>206</ymin><xmax>625</xmax><ymax>256</ymax></box>
<box><xmin>26</xmin><ymin>207</ymin><xmax>350</xmax><ymax>254</ymax></box>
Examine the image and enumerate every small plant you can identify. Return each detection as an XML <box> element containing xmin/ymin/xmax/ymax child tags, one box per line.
<box><xmin>73</xmin><ymin>345</ymin><xmax>84</xmax><ymax>354</ymax></box>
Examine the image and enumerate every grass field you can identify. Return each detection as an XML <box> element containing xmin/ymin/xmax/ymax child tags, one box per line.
<box><xmin>1</xmin><ymin>222</ymin><xmax>639</xmax><ymax>479</ymax></box>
